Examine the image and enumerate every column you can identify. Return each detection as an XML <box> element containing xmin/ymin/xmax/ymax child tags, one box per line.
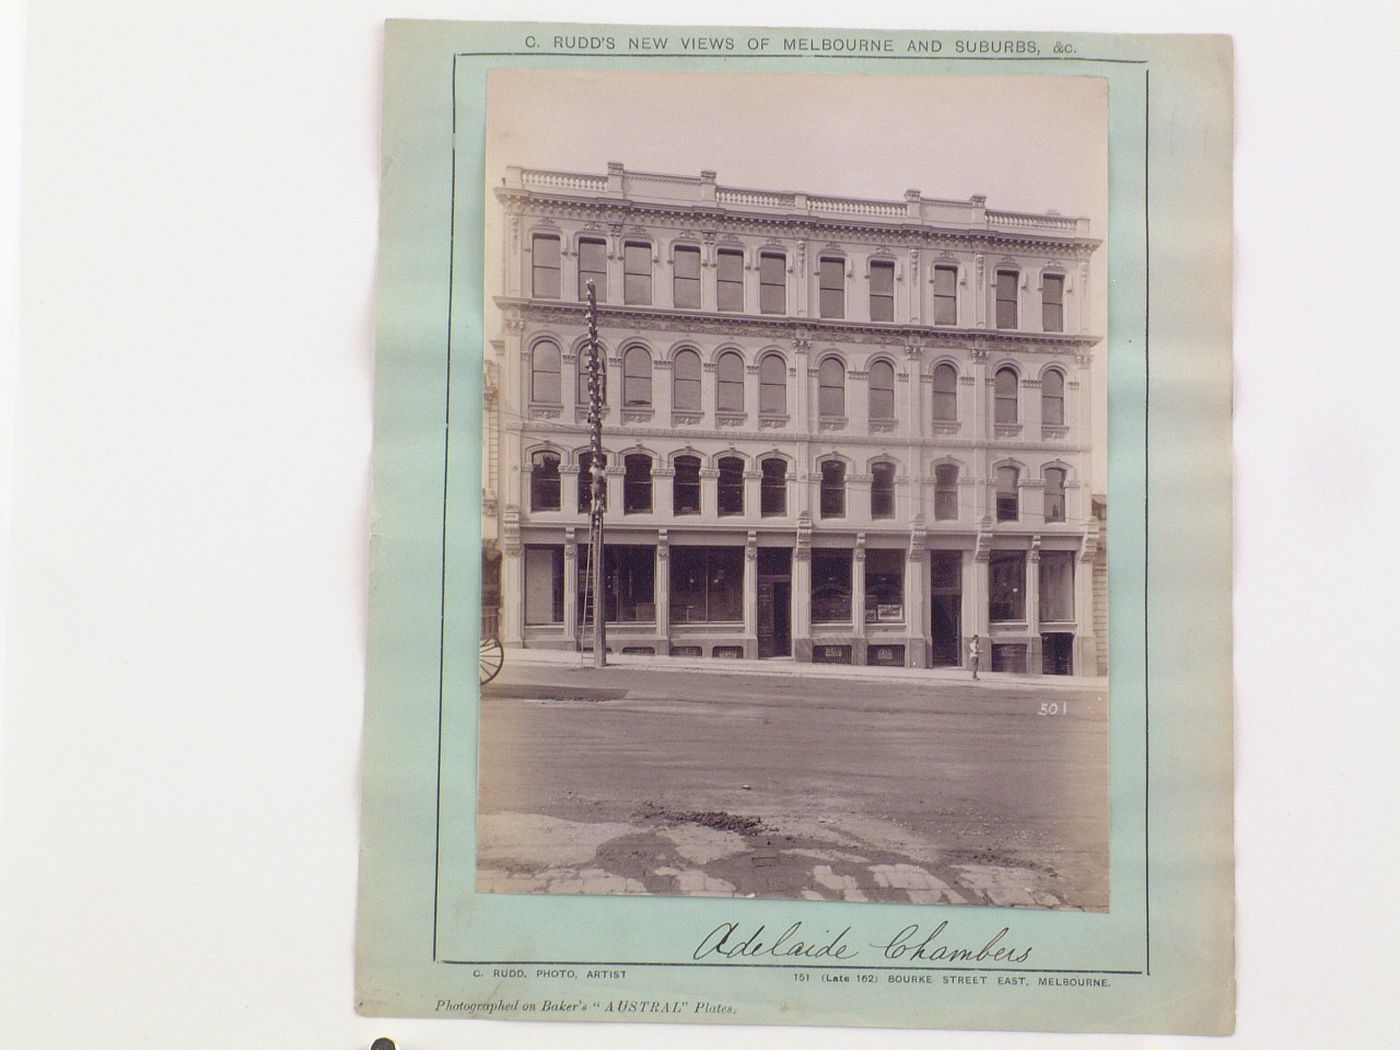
<box><xmin>1075</xmin><ymin>531</ymin><xmax>1099</xmax><ymax>674</ymax></box>
<box><xmin>502</xmin><ymin>507</ymin><xmax>524</xmax><ymax>646</ymax></box>
<box><xmin>905</xmin><ymin>542</ymin><xmax>927</xmax><ymax>667</ymax></box>
<box><xmin>605</xmin><ymin>464</ymin><xmax>625</xmax><ymax>516</ymax></box>
<box><xmin>792</xmin><ymin>532</ymin><xmax>812</xmax><ymax>661</ymax></box>
<box><xmin>700</xmin><ymin>468</ymin><xmax>720</xmax><ymax>518</ymax></box>
<box><xmin>655</xmin><ymin>531</ymin><xmax>671</xmax><ymax>653</ymax></box>
<box><xmin>968</xmin><ymin>544</ymin><xmax>990</xmax><ymax>667</ymax></box>
<box><xmin>563</xmin><ymin>530</ymin><xmax>579</xmax><ymax>647</ymax></box>
<box><xmin>1026</xmin><ymin>539</ymin><xmax>1042</xmax><ymax>674</ymax></box>
<box><xmin>970</xmin><ymin>348</ymin><xmax>990</xmax><ymax>522</ymax></box>
<box><xmin>743</xmin><ymin>531</ymin><xmax>759</xmax><ymax>659</ymax></box>
<box><xmin>852</xmin><ymin>534</ymin><xmax>867</xmax><ymax>664</ymax></box>
<box><xmin>743</xmin><ymin>470</ymin><xmax>762</xmax><ymax>520</ymax></box>
<box><xmin>652</xmin><ymin>466</ymin><xmax>674</xmax><ymax>518</ymax></box>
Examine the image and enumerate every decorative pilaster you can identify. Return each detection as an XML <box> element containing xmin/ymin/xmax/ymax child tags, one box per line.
<box><xmin>852</xmin><ymin>534</ymin><xmax>867</xmax><ymax>639</ymax></box>
<box><xmin>501</xmin><ymin>505</ymin><xmax>524</xmax><ymax>645</ymax></box>
<box><xmin>563</xmin><ymin>530</ymin><xmax>580</xmax><ymax>645</ymax></box>
<box><xmin>792</xmin><ymin>514</ymin><xmax>813</xmax><ymax>660</ymax></box>
<box><xmin>743</xmin><ymin>531</ymin><xmax>759</xmax><ymax>657</ymax></box>
<box><xmin>655</xmin><ymin>530</ymin><xmax>670</xmax><ymax>645</ymax></box>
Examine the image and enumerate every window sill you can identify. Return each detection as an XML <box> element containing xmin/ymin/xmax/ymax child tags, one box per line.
<box><xmin>528</xmin><ymin>402</ymin><xmax>564</xmax><ymax>419</ymax></box>
<box><xmin>1042</xmin><ymin>425</ymin><xmax>1069</xmax><ymax>439</ymax></box>
<box><xmin>622</xmin><ymin>408</ymin><xmax>654</xmax><ymax>423</ymax></box>
<box><xmin>994</xmin><ymin>424</ymin><xmax>1023</xmax><ymax>438</ymax></box>
<box><xmin>818</xmin><ymin>416</ymin><xmax>848</xmax><ymax>431</ymax></box>
<box><xmin>715</xmin><ymin>412</ymin><xmax>747</xmax><ymax>427</ymax></box>
<box><xmin>869</xmin><ymin>418</ymin><xmax>898</xmax><ymax>433</ymax></box>
<box><xmin>671</xmin><ymin>411</ymin><xmax>702</xmax><ymax>426</ymax></box>
<box><xmin>931</xmin><ymin>420</ymin><xmax>961</xmax><ymax>435</ymax></box>
<box><xmin>758</xmin><ymin>414</ymin><xmax>789</xmax><ymax>429</ymax></box>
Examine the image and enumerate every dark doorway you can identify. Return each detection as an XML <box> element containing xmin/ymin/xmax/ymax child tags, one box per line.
<box><xmin>929</xmin><ymin>551</ymin><xmax>962</xmax><ymax>666</ymax></box>
<box><xmin>1042</xmin><ymin>632</ymin><xmax>1074</xmax><ymax>676</ymax></box>
<box><xmin>757</xmin><ymin>547</ymin><xmax>792</xmax><ymax>658</ymax></box>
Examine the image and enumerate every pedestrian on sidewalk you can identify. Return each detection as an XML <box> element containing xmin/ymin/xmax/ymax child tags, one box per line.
<box><xmin>969</xmin><ymin>634</ymin><xmax>981</xmax><ymax>680</ymax></box>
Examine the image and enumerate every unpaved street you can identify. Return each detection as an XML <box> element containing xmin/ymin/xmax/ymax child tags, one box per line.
<box><xmin>478</xmin><ymin>662</ymin><xmax>1108</xmax><ymax>911</ymax></box>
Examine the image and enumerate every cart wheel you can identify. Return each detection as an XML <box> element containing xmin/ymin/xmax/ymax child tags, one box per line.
<box><xmin>480</xmin><ymin>635</ymin><xmax>505</xmax><ymax>685</ymax></box>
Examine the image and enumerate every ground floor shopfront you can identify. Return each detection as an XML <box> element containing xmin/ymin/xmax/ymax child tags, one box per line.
<box><xmin>495</xmin><ymin>527</ymin><xmax>1099</xmax><ymax>676</ymax></box>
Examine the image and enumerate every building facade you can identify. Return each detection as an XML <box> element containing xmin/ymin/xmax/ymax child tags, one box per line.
<box><xmin>485</xmin><ymin>164</ymin><xmax>1104</xmax><ymax>674</ymax></box>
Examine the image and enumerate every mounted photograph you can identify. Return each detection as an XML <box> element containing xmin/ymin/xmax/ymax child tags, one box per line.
<box><xmin>476</xmin><ymin>68</ymin><xmax>1109</xmax><ymax>911</ymax></box>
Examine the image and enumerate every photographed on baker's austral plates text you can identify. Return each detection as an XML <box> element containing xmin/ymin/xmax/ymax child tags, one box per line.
<box><xmin>357</xmin><ymin>20</ymin><xmax>1235</xmax><ymax>1036</ymax></box>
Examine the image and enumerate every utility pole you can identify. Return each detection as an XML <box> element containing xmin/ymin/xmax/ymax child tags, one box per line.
<box><xmin>585</xmin><ymin>280</ymin><xmax>607</xmax><ymax>667</ymax></box>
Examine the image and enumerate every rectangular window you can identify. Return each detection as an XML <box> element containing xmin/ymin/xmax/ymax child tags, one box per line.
<box><xmin>811</xmin><ymin>548</ymin><xmax>853</xmax><ymax>624</ymax></box>
<box><xmin>759</xmin><ymin>252</ymin><xmax>786</xmax><ymax>314</ymax></box>
<box><xmin>624</xmin><ymin>241</ymin><xmax>652</xmax><ymax>305</ymax></box>
<box><xmin>532</xmin><ymin>234</ymin><xmax>561</xmax><ymax>299</ymax></box>
<box><xmin>864</xmin><ymin>549</ymin><xmax>905</xmax><ymax>623</ymax></box>
<box><xmin>869</xmin><ymin>260</ymin><xmax>894</xmax><ymax>321</ymax></box>
<box><xmin>819</xmin><ymin>257</ymin><xmax>845</xmax><ymax>319</ymax></box>
<box><xmin>578</xmin><ymin>238</ymin><xmax>607</xmax><ymax>302</ymax></box>
<box><xmin>933</xmin><ymin>265</ymin><xmax>958</xmax><ymax>325</ymax></box>
<box><xmin>989</xmin><ymin>550</ymin><xmax>1027</xmax><ymax>622</ymax></box>
<box><xmin>578</xmin><ymin>545</ymin><xmax>655</xmax><ymax>624</ymax></box>
<box><xmin>669</xmin><ymin>546</ymin><xmax>743</xmax><ymax>624</ymax></box>
<box><xmin>717</xmin><ymin>249</ymin><xmax>744</xmax><ymax>312</ymax></box>
<box><xmin>672</xmin><ymin>245</ymin><xmax>701</xmax><ymax>309</ymax></box>
<box><xmin>760</xmin><ymin>460</ymin><xmax>787</xmax><ymax>516</ymax></box>
<box><xmin>524</xmin><ymin>545</ymin><xmax>564</xmax><ymax>624</ymax></box>
<box><xmin>1039</xmin><ymin>551</ymin><xmax>1075</xmax><ymax>622</ymax></box>
<box><xmin>995</xmin><ymin>269</ymin><xmax>1018</xmax><ymax>329</ymax></box>
<box><xmin>1042</xmin><ymin>274</ymin><xmax>1064</xmax><ymax>332</ymax></box>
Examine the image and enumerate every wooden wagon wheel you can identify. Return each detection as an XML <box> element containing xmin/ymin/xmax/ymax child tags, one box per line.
<box><xmin>479</xmin><ymin>635</ymin><xmax>504</xmax><ymax>685</ymax></box>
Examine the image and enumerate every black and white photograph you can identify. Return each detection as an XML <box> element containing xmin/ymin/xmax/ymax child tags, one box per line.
<box><xmin>477</xmin><ymin>68</ymin><xmax>1109</xmax><ymax>911</ymax></box>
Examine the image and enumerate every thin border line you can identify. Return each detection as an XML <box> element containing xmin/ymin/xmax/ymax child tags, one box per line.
<box><xmin>1142</xmin><ymin>64</ymin><xmax>1152</xmax><ymax>978</ymax></box>
<box><xmin>438</xmin><ymin>960</ymin><xmax>1144</xmax><ymax>974</ymax></box>
<box><xmin>431</xmin><ymin>46</ymin><xmax>1154</xmax><ymax>979</ymax></box>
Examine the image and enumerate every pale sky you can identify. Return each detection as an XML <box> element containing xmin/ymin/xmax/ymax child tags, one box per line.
<box><xmin>485</xmin><ymin>67</ymin><xmax>1109</xmax><ymax>487</ymax></box>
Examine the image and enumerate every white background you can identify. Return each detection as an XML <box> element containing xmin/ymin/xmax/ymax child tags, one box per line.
<box><xmin>1</xmin><ymin>3</ymin><xmax>1396</xmax><ymax>1049</ymax></box>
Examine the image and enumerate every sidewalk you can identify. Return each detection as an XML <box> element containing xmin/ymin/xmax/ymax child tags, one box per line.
<box><xmin>501</xmin><ymin>645</ymin><xmax>1107</xmax><ymax>692</ymax></box>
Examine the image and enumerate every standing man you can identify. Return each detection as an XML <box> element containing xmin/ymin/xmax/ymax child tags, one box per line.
<box><xmin>969</xmin><ymin>633</ymin><xmax>981</xmax><ymax>680</ymax></box>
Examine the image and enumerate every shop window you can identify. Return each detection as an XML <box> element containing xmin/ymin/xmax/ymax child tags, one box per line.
<box><xmin>1045</xmin><ymin>467</ymin><xmax>1067</xmax><ymax>523</ymax></box>
<box><xmin>712</xmin><ymin>646</ymin><xmax>744</xmax><ymax>659</ymax></box>
<box><xmin>870</xmin><ymin>259</ymin><xmax>894</xmax><ymax>321</ymax></box>
<box><xmin>578</xmin><ymin>237</ymin><xmax>607</xmax><ymax>301</ymax></box>
<box><xmin>864</xmin><ymin>549</ymin><xmax>905</xmax><ymax>623</ymax></box>
<box><xmin>990</xmin><ymin>550</ymin><xmax>1027</xmax><ymax>622</ymax></box>
<box><xmin>1042</xmin><ymin>369</ymin><xmax>1065</xmax><ymax>426</ymax></box>
<box><xmin>868</xmin><ymin>359</ymin><xmax>895</xmax><ymax>420</ymax></box>
<box><xmin>673</xmin><ymin>455</ymin><xmax>701</xmax><ymax>515</ymax></box>
<box><xmin>716</xmin><ymin>351</ymin><xmax>744</xmax><ymax>413</ymax></box>
<box><xmin>996</xmin><ymin>466</ymin><xmax>1020</xmax><ymax>522</ymax></box>
<box><xmin>672</xmin><ymin>349</ymin><xmax>701</xmax><ymax>411</ymax></box>
<box><xmin>532</xmin><ymin>233</ymin><xmax>560</xmax><ymax>298</ymax></box>
<box><xmin>577</xmin><ymin>451</ymin><xmax>605</xmax><ymax>512</ymax></box>
<box><xmin>818</xmin><ymin>358</ymin><xmax>846</xmax><ymax>417</ymax></box>
<box><xmin>673</xmin><ymin>245</ymin><xmax>701</xmax><ymax>309</ymax></box>
<box><xmin>819</xmin><ymin>460</ymin><xmax>846</xmax><ymax>518</ymax></box>
<box><xmin>871</xmin><ymin>462</ymin><xmax>896</xmax><ymax>519</ymax></box>
<box><xmin>995</xmin><ymin>367</ymin><xmax>1019</xmax><ymax>424</ymax></box>
<box><xmin>759</xmin><ymin>353</ymin><xmax>786</xmax><ymax>415</ymax></box>
<box><xmin>759</xmin><ymin>251</ymin><xmax>786</xmax><ymax>314</ymax></box>
<box><xmin>995</xmin><ymin>268</ymin><xmax>1019</xmax><ymax>329</ymax></box>
<box><xmin>669</xmin><ymin>546</ymin><xmax>743</xmax><ymax>623</ymax></box>
<box><xmin>932</xmin><ymin>363</ymin><xmax>958</xmax><ymax>421</ymax></box>
<box><xmin>622</xmin><ymin>347</ymin><xmax>652</xmax><ymax>408</ymax></box>
<box><xmin>578</xmin><ymin>545</ymin><xmax>655</xmax><ymax>624</ymax></box>
<box><xmin>623</xmin><ymin>241</ymin><xmax>652</xmax><ymax>305</ymax></box>
<box><xmin>1042</xmin><ymin>273</ymin><xmax>1064</xmax><ymax>332</ymax></box>
<box><xmin>868</xmin><ymin>644</ymin><xmax>906</xmax><ymax>666</ymax></box>
<box><xmin>530</xmin><ymin>341</ymin><xmax>561</xmax><ymax>405</ymax></box>
<box><xmin>934</xmin><ymin>464</ymin><xmax>959</xmax><ymax>521</ymax></box>
<box><xmin>812</xmin><ymin>645</ymin><xmax>853</xmax><ymax>665</ymax></box>
<box><xmin>623</xmin><ymin>454</ymin><xmax>652</xmax><ymax>513</ymax></box>
<box><xmin>933</xmin><ymin>264</ymin><xmax>958</xmax><ymax>325</ymax></box>
<box><xmin>717</xmin><ymin>457</ymin><xmax>745</xmax><ymax>516</ymax></box>
<box><xmin>760</xmin><ymin>458</ymin><xmax>787</xmax><ymax>516</ymax></box>
<box><xmin>819</xmin><ymin>257</ymin><xmax>845</xmax><ymax>319</ymax></box>
<box><xmin>811</xmin><ymin>549</ymin><xmax>853</xmax><ymax>623</ymax></box>
<box><xmin>1039</xmin><ymin>550</ymin><xmax>1075</xmax><ymax>622</ymax></box>
<box><xmin>991</xmin><ymin>643</ymin><xmax>1028</xmax><ymax>673</ymax></box>
<box><xmin>717</xmin><ymin>249</ymin><xmax>744</xmax><ymax>312</ymax></box>
<box><xmin>529</xmin><ymin>450</ymin><xmax>561</xmax><ymax>511</ymax></box>
<box><xmin>523</xmin><ymin>545</ymin><xmax>564</xmax><ymax>625</ymax></box>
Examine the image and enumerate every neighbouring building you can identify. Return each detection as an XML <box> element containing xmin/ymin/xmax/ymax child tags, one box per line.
<box><xmin>484</xmin><ymin>163</ymin><xmax>1105</xmax><ymax>675</ymax></box>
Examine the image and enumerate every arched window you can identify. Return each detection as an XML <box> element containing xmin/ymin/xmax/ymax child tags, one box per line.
<box><xmin>530</xmin><ymin>341</ymin><xmax>561</xmax><ymax>404</ymax></box>
<box><xmin>819</xmin><ymin>358</ymin><xmax>846</xmax><ymax>418</ymax></box>
<box><xmin>1044</xmin><ymin>467</ymin><xmax>1067</xmax><ymax>523</ymax></box>
<box><xmin>760</xmin><ymin>458</ymin><xmax>787</xmax><ymax>516</ymax></box>
<box><xmin>672</xmin><ymin>349</ymin><xmax>701</xmax><ymax>411</ymax></box>
<box><xmin>994</xmin><ymin>367</ymin><xmax>1019</xmax><ymax>424</ymax></box>
<box><xmin>868</xmin><ymin>360</ymin><xmax>896</xmax><ymax>420</ymax></box>
<box><xmin>1042</xmin><ymin>369</ymin><xmax>1065</xmax><ymax>426</ymax></box>
<box><xmin>716</xmin><ymin>351</ymin><xmax>745</xmax><ymax>414</ymax></box>
<box><xmin>673</xmin><ymin>455</ymin><xmax>701</xmax><ymax>515</ymax></box>
<box><xmin>871</xmin><ymin>462</ymin><xmax>896</xmax><ymax>519</ymax></box>
<box><xmin>577</xmin><ymin>451</ymin><xmax>605</xmax><ymax>512</ymax></box>
<box><xmin>759</xmin><ymin>354</ymin><xmax>786</xmax><ymax>415</ymax></box>
<box><xmin>623</xmin><ymin>453</ymin><xmax>652</xmax><ymax>513</ymax></box>
<box><xmin>932</xmin><ymin>363</ymin><xmax>958</xmax><ymax>421</ymax></box>
<box><xmin>717</xmin><ymin>457</ymin><xmax>745</xmax><ymax>516</ymax></box>
<box><xmin>530</xmin><ymin>450</ymin><xmax>561</xmax><ymax>511</ymax></box>
<box><xmin>934</xmin><ymin>464</ymin><xmax>959</xmax><ymax>521</ymax></box>
<box><xmin>820</xmin><ymin>460</ymin><xmax>846</xmax><ymax>519</ymax></box>
<box><xmin>996</xmin><ymin>465</ymin><xmax>1020</xmax><ymax>522</ymax></box>
<box><xmin>622</xmin><ymin>347</ymin><xmax>652</xmax><ymax>408</ymax></box>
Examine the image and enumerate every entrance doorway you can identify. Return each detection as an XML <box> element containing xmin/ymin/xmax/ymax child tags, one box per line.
<box><xmin>757</xmin><ymin>547</ymin><xmax>792</xmax><ymax>658</ymax></box>
<box><xmin>1042</xmin><ymin>632</ymin><xmax>1074</xmax><ymax>675</ymax></box>
<box><xmin>929</xmin><ymin>551</ymin><xmax>962</xmax><ymax>666</ymax></box>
